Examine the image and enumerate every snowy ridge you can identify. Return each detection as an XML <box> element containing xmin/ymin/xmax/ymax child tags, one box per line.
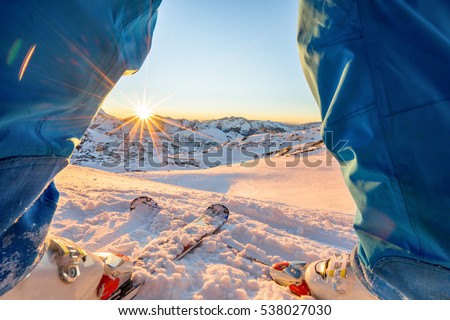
<box><xmin>70</xmin><ymin>109</ymin><xmax>324</xmax><ymax>172</ymax></box>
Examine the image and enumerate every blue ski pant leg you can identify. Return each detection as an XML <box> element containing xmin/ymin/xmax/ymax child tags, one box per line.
<box><xmin>297</xmin><ymin>0</ymin><xmax>450</xmax><ymax>299</ymax></box>
<box><xmin>0</xmin><ymin>0</ymin><xmax>162</xmax><ymax>296</ymax></box>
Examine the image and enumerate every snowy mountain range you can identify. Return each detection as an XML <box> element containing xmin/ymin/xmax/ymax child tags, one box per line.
<box><xmin>70</xmin><ymin>109</ymin><xmax>324</xmax><ymax>172</ymax></box>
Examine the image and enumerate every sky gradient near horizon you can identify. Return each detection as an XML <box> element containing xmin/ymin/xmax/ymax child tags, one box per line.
<box><xmin>101</xmin><ymin>0</ymin><xmax>320</xmax><ymax>124</ymax></box>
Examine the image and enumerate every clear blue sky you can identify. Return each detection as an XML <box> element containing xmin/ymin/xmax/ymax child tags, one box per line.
<box><xmin>102</xmin><ymin>0</ymin><xmax>320</xmax><ymax>124</ymax></box>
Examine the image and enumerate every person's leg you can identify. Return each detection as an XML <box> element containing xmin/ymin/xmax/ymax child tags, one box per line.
<box><xmin>0</xmin><ymin>0</ymin><xmax>162</xmax><ymax>296</ymax></box>
<box><xmin>298</xmin><ymin>0</ymin><xmax>450</xmax><ymax>299</ymax></box>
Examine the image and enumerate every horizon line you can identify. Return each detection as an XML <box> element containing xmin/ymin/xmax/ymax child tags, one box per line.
<box><xmin>99</xmin><ymin>108</ymin><xmax>321</xmax><ymax>126</ymax></box>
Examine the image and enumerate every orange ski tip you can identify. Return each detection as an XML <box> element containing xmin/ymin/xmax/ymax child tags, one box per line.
<box><xmin>272</xmin><ymin>261</ymin><xmax>290</xmax><ymax>271</ymax></box>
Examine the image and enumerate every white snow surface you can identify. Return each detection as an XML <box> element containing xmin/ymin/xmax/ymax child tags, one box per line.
<box><xmin>52</xmin><ymin>150</ymin><xmax>357</xmax><ymax>300</ymax></box>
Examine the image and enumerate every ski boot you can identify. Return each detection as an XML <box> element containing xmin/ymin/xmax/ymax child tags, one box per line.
<box><xmin>0</xmin><ymin>237</ymin><xmax>140</xmax><ymax>300</ymax></box>
<box><xmin>304</xmin><ymin>253</ymin><xmax>378</xmax><ymax>300</ymax></box>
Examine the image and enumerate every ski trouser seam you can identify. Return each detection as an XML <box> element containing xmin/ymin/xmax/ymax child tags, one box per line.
<box><xmin>382</xmin><ymin>97</ymin><xmax>450</xmax><ymax>119</ymax></box>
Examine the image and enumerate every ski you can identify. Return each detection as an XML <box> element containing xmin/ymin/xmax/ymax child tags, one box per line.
<box><xmin>99</xmin><ymin>196</ymin><xmax>163</xmax><ymax>300</ymax></box>
<box><xmin>136</xmin><ymin>202</ymin><xmax>229</xmax><ymax>263</ymax></box>
<box><xmin>108</xmin><ymin>197</ymin><xmax>230</xmax><ymax>300</ymax></box>
<box><xmin>130</xmin><ymin>196</ymin><xmax>159</xmax><ymax>212</ymax></box>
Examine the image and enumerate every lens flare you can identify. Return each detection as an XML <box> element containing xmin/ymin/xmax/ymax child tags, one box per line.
<box><xmin>18</xmin><ymin>44</ymin><xmax>36</xmax><ymax>81</ymax></box>
<box><xmin>135</xmin><ymin>105</ymin><xmax>153</xmax><ymax>120</ymax></box>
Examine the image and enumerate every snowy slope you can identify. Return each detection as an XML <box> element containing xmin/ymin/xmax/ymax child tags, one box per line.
<box><xmin>52</xmin><ymin>149</ymin><xmax>357</xmax><ymax>300</ymax></box>
<box><xmin>126</xmin><ymin>153</ymin><xmax>354</xmax><ymax>213</ymax></box>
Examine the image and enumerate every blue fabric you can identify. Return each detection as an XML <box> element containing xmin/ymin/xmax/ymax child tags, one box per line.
<box><xmin>298</xmin><ymin>0</ymin><xmax>450</xmax><ymax>298</ymax></box>
<box><xmin>351</xmin><ymin>247</ymin><xmax>450</xmax><ymax>300</ymax></box>
<box><xmin>0</xmin><ymin>0</ymin><xmax>162</xmax><ymax>159</ymax></box>
<box><xmin>0</xmin><ymin>172</ymin><xmax>61</xmax><ymax>296</ymax></box>
<box><xmin>0</xmin><ymin>0</ymin><xmax>161</xmax><ymax>295</ymax></box>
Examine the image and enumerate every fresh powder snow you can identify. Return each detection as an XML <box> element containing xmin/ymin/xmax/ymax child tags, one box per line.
<box><xmin>51</xmin><ymin>131</ymin><xmax>357</xmax><ymax>299</ymax></box>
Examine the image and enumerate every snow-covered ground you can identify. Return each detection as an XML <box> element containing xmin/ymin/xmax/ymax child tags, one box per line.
<box><xmin>52</xmin><ymin>149</ymin><xmax>357</xmax><ymax>299</ymax></box>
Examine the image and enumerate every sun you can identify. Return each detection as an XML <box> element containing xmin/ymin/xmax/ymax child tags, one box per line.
<box><xmin>135</xmin><ymin>105</ymin><xmax>153</xmax><ymax>120</ymax></box>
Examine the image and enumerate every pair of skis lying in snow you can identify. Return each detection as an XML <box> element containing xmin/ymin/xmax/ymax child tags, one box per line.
<box><xmin>110</xmin><ymin>196</ymin><xmax>310</xmax><ymax>300</ymax></box>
